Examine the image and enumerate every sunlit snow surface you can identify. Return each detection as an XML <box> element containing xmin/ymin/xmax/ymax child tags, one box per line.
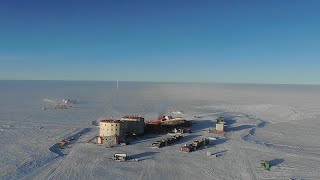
<box><xmin>1</xmin><ymin>81</ymin><xmax>320</xmax><ymax>180</ymax></box>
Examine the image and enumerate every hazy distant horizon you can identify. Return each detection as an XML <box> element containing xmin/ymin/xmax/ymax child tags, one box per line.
<box><xmin>1</xmin><ymin>79</ymin><xmax>320</xmax><ymax>86</ymax></box>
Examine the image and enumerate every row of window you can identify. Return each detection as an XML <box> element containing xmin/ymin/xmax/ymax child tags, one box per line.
<box><xmin>101</xmin><ymin>129</ymin><xmax>118</xmax><ymax>131</ymax></box>
<box><xmin>104</xmin><ymin>124</ymin><xmax>118</xmax><ymax>126</ymax></box>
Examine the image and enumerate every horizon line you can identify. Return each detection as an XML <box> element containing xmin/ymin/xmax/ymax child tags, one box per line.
<box><xmin>0</xmin><ymin>79</ymin><xmax>319</xmax><ymax>86</ymax></box>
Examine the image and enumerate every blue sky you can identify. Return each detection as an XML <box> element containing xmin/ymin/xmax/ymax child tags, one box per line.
<box><xmin>0</xmin><ymin>0</ymin><xmax>319</xmax><ymax>84</ymax></box>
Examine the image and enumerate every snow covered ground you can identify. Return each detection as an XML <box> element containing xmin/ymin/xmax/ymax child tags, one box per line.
<box><xmin>1</xmin><ymin>81</ymin><xmax>320</xmax><ymax>180</ymax></box>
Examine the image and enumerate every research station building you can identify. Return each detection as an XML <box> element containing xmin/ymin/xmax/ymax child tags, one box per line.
<box><xmin>97</xmin><ymin>116</ymin><xmax>145</xmax><ymax>146</ymax></box>
<box><xmin>121</xmin><ymin>116</ymin><xmax>145</xmax><ymax>135</ymax></box>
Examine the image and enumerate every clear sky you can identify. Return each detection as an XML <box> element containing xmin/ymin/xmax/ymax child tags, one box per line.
<box><xmin>0</xmin><ymin>0</ymin><xmax>319</xmax><ymax>84</ymax></box>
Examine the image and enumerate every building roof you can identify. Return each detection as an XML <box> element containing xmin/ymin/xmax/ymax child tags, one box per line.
<box><xmin>100</xmin><ymin>119</ymin><xmax>121</xmax><ymax>123</ymax></box>
<box><xmin>121</xmin><ymin>116</ymin><xmax>144</xmax><ymax>120</ymax></box>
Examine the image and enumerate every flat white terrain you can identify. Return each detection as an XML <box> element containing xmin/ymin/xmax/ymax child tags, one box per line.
<box><xmin>1</xmin><ymin>81</ymin><xmax>320</xmax><ymax>180</ymax></box>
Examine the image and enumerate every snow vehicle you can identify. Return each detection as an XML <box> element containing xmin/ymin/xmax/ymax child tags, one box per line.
<box><xmin>113</xmin><ymin>153</ymin><xmax>127</xmax><ymax>162</ymax></box>
<box><xmin>261</xmin><ymin>160</ymin><xmax>270</xmax><ymax>170</ymax></box>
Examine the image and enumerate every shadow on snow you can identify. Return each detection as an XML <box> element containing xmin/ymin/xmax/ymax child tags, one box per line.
<box><xmin>130</xmin><ymin>152</ymin><xmax>159</xmax><ymax>161</ymax></box>
<box><xmin>228</xmin><ymin>125</ymin><xmax>255</xmax><ymax>132</ymax></box>
<box><xmin>269</xmin><ymin>158</ymin><xmax>284</xmax><ymax>166</ymax></box>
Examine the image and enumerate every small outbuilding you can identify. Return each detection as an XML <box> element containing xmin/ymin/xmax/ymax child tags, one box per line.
<box><xmin>216</xmin><ymin>123</ymin><xmax>225</xmax><ymax>132</ymax></box>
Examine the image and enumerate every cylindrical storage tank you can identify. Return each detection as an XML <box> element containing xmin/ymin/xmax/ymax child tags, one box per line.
<box><xmin>99</xmin><ymin>120</ymin><xmax>123</xmax><ymax>137</ymax></box>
